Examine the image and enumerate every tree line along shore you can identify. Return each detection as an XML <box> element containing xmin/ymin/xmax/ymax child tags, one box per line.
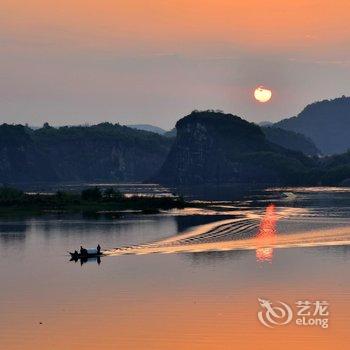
<box><xmin>0</xmin><ymin>186</ymin><xmax>186</xmax><ymax>216</ymax></box>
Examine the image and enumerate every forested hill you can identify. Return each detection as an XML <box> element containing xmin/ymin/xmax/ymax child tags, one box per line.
<box><xmin>0</xmin><ymin>123</ymin><xmax>172</xmax><ymax>183</ymax></box>
<box><xmin>1</xmin><ymin>112</ymin><xmax>350</xmax><ymax>187</ymax></box>
<box><xmin>153</xmin><ymin>110</ymin><xmax>316</xmax><ymax>186</ymax></box>
<box><xmin>261</xmin><ymin>126</ymin><xmax>320</xmax><ymax>156</ymax></box>
<box><xmin>275</xmin><ymin>96</ymin><xmax>350</xmax><ymax>155</ymax></box>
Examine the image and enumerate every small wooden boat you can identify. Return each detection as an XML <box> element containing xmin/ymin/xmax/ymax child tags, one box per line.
<box><xmin>69</xmin><ymin>247</ymin><xmax>103</xmax><ymax>260</ymax></box>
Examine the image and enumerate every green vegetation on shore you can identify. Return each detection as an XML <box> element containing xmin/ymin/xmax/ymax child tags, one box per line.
<box><xmin>0</xmin><ymin>186</ymin><xmax>186</xmax><ymax>216</ymax></box>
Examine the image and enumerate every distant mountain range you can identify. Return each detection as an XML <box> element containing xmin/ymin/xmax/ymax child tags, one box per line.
<box><xmin>274</xmin><ymin>96</ymin><xmax>350</xmax><ymax>155</ymax></box>
<box><xmin>130</xmin><ymin>96</ymin><xmax>350</xmax><ymax>156</ymax></box>
<box><xmin>154</xmin><ymin>110</ymin><xmax>350</xmax><ymax>186</ymax></box>
<box><xmin>261</xmin><ymin>127</ymin><xmax>319</xmax><ymax>156</ymax></box>
<box><xmin>127</xmin><ymin>124</ymin><xmax>167</xmax><ymax>135</ymax></box>
<box><xmin>1</xmin><ymin>97</ymin><xmax>350</xmax><ymax>186</ymax></box>
<box><xmin>153</xmin><ymin>125</ymin><xmax>320</xmax><ymax>156</ymax></box>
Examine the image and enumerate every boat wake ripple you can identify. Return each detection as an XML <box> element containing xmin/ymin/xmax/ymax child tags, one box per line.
<box><xmin>104</xmin><ymin>206</ymin><xmax>350</xmax><ymax>257</ymax></box>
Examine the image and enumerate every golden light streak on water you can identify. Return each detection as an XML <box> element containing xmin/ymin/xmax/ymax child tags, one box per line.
<box><xmin>103</xmin><ymin>203</ymin><xmax>350</xmax><ymax>258</ymax></box>
<box><xmin>256</xmin><ymin>204</ymin><xmax>277</xmax><ymax>262</ymax></box>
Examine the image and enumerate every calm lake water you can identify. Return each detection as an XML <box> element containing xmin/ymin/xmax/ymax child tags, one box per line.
<box><xmin>0</xmin><ymin>187</ymin><xmax>350</xmax><ymax>349</ymax></box>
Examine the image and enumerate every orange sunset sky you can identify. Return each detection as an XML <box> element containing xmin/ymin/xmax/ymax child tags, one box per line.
<box><xmin>1</xmin><ymin>0</ymin><xmax>350</xmax><ymax>127</ymax></box>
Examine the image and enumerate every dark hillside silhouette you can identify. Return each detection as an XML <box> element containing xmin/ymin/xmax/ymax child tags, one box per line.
<box><xmin>262</xmin><ymin>127</ymin><xmax>320</xmax><ymax>156</ymax></box>
<box><xmin>0</xmin><ymin>123</ymin><xmax>172</xmax><ymax>183</ymax></box>
<box><xmin>275</xmin><ymin>96</ymin><xmax>350</xmax><ymax>154</ymax></box>
<box><xmin>154</xmin><ymin>110</ymin><xmax>316</xmax><ymax>186</ymax></box>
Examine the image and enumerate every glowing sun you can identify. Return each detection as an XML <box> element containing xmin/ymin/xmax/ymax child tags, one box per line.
<box><xmin>254</xmin><ymin>86</ymin><xmax>272</xmax><ymax>103</ymax></box>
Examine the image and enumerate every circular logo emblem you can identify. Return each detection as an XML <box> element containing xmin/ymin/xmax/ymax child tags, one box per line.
<box><xmin>258</xmin><ymin>298</ymin><xmax>293</xmax><ymax>328</ymax></box>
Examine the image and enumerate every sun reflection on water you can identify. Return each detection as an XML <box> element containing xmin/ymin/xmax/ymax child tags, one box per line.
<box><xmin>256</xmin><ymin>204</ymin><xmax>277</xmax><ymax>262</ymax></box>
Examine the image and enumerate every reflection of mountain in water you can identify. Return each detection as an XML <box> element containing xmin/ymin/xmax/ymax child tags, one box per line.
<box><xmin>0</xmin><ymin>222</ymin><xmax>27</xmax><ymax>250</ymax></box>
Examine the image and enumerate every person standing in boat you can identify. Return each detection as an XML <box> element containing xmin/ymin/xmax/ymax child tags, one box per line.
<box><xmin>80</xmin><ymin>245</ymin><xmax>87</xmax><ymax>257</ymax></box>
<box><xmin>97</xmin><ymin>244</ymin><xmax>101</xmax><ymax>254</ymax></box>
